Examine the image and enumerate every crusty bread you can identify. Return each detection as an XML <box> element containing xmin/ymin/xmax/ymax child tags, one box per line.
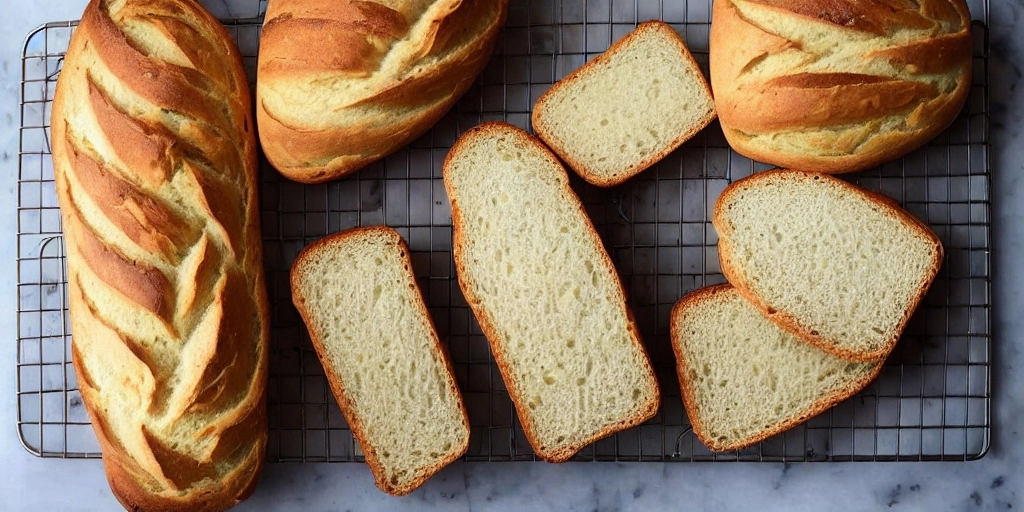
<box><xmin>290</xmin><ymin>227</ymin><xmax>469</xmax><ymax>496</ymax></box>
<box><xmin>443</xmin><ymin>122</ymin><xmax>660</xmax><ymax>462</ymax></box>
<box><xmin>50</xmin><ymin>1</ymin><xmax>268</xmax><ymax>510</ymax></box>
<box><xmin>256</xmin><ymin>0</ymin><xmax>508</xmax><ymax>184</ymax></box>
<box><xmin>713</xmin><ymin>170</ymin><xmax>944</xmax><ymax>362</ymax></box>
<box><xmin>709</xmin><ymin>0</ymin><xmax>972</xmax><ymax>173</ymax></box>
<box><xmin>670</xmin><ymin>284</ymin><xmax>881</xmax><ymax>452</ymax></box>
<box><xmin>532</xmin><ymin>20</ymin><xmax>716</xmax><ymax>187</ymax></box>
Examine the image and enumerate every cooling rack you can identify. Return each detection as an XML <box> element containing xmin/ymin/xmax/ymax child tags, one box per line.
<box><xmin>16</xmin><ymin>0</ymin><xmax>991</xmax><ymax>462</ymax></box>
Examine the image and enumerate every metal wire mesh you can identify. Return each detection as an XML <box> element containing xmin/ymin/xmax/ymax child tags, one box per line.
<box><xmin>16</xmin><ymin>0</ymin><xmax>991</xmax><ymax>462</ymax></box>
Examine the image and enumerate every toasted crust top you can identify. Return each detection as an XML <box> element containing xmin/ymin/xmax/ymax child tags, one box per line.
<box><xmin>51</xmin><ymin>1</ymin><xmax>269</xmax><ymax>510</ymax></box>
<box><xmin>709</xmin><ymin>0</ymin><xmax>972</xmax><ymax>173</ymax></box>
<box><xmin>256</xmin><ymin>0</ymin><xmax>508</xmax><ymax>183</ymax></box>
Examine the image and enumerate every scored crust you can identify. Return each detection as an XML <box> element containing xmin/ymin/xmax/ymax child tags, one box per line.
<box><xmin>712</xmin><ymin>170</ymin><xmax>944</xmax><ymax>362</ymax></box>
<box><xmin>52</xmin><ymin>1</ymin><xmax>270</xmax><ymax>509</ymax></box>
<box><xmin>669</xmin><ymin>284</ymin><xmax>884</xmax><ymax>452</ymax></box>
<box><xmin>708</xmin><ymin>0</ymin><xmax>973</xmax><ymax>173</ymax></box>
<box><xmin>256</xmin><ymin>0</ymin><xmax>509</xmax><ymax>184</ymax></box>
<box><xmin>532</xmin><ymin>20</ymin><xmax>716</xmax><ymax>187</ymax></box>
<box><xmin>289</xmin><ymin>226</ymin><xmax>470</xmax><ymax>495</ymax></box>
<box><xmin>442</xmin><ymin>122</ymin><xmax>660</xmax><ymax>462</ymax></box>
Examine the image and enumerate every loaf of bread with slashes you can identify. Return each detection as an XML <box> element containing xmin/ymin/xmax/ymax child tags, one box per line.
<box><xmin>50</xmin><ymin>1</ymin><xmax>268</xmax><ymax>510</ymax></box>
<box><xmin>710</xmin><ymin>0</ymin><xmax>973</xmax><ymax>173</ymax></box>
<box><xmin>256</xmin><ymin>0</ymin><xmax>508</xmax><ymax>183</ymax></box>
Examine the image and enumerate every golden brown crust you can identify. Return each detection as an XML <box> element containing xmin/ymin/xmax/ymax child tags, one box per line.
<box><xmin>669</xmin><ymin>284</ymin><xmax>883</xmax><ymax>452</ymax></box>
<box><xmin>442</xmin><ymin>122</ymin><xmax>660</xmax><ymax>462</ymax></box>
<box><xmin>256</xmin><ymin>0</ymin><xmax>509</xmax><ymax>184</ymax></box>
<box><xmin>532</xmin><ymin>21</ymin><xmax>716</xmax><ymax>188</ymax></box>
<box><xmin>709</xmin><ymin>0</ymin><xmax>972</xmax><ymax>173</ymax></box>
<box><xmin>290</xmin><ymin>226</ymin><xmax>470</xmax><ymax>496</ymax></box>
<box><xmin>712</xmin><ymin>170</ymin><xmax>944</xmax><ymax>362</ymax></box>
<box><xmin>52</xmin><ymin>1</ymin><xmax>269</xmax><ymax>510</ymax></box>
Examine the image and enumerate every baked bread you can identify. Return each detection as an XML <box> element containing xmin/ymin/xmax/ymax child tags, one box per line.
<box><xmin>256</xmin><ymin>0</ymin><xmax>508</xmax><ymax>184</ymax></box>
<box><xmin>670</xmin><ymin>284</ymin><xmax>881</xmax><ymax>452</ymax></box>
<box><xmin>50</xmin><ymin>1</ymin><xmax>268</xmax><ymax>510</ymax></box>
<box><xmin>532</xmin><ymin>20</ymin><xmax>716</xmax><ymax>187</ymax></box>
<box><xmin>713</xmin><ymin>170</ymin><xmax>943</xmax><ymax>362</ymax></box>
<box><xmin>290</xmin><ymin>227</ymin><xmax>470</xmax><ymax>496</ymax></box>
<box><xmin>443</xmin><ymin>122</ymin><xmax>660</xmax><ymax>462</ymax></box>
<box><xmin>709</xmin><ymin>0</ymin><xmax>973</xmax><ymax>173</ymax></box>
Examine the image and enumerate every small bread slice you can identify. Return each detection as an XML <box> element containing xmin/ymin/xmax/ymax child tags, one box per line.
<box><xmin>443</xmin><ymin>122</ymin><xmax>660</xmax><ymax>462</ymax></box>
<box><xmin>670</xmin><ymin>284</ymin><xmax>881</xmax><ymax>451</ymax></box>
<box><xmin>290</xmin><ymin>226</ymin><xmax>469</xmax><ymax>496</ymax></box>
<box><xmin>532</xmin><ymin>20</ymin><xmax>716</xmax><ymax>187</ymax></box>
<box><xmin>713</xmin><ymin>170</ymin><xmax>944</xmax><ymax>362</ymax></box>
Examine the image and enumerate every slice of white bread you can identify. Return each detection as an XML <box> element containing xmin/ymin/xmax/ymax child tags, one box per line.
<box><xmin>713</xmin><ymin>170</ymin><xmax>944</xmax><ymax>362</ymax></box>
<box><xmin>531</xmin><ymin>20</ymin><xmax>716</xmax><ymax>187</ymax></box>
<box><xmin>670</xmin><ymin>284</ymin><xmax>881</xmax><ymax>451</ymax></box>
<box><xmin>290</xmin><ymin>226</ymin><xmax>469</xmax><ymax>495</ymax></box>
<box><xmin>443</xmin><ymin>122</ymin><xmax>660</xmax><ymax>462</ymax></box>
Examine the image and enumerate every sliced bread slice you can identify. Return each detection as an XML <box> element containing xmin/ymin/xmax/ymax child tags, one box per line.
<box><xmin>290</xmin><ymin>226</ymin><xmax>469</xmax><ymax>496</ymax></box>
<box><xmin>443</xmin><ymin>122</ymin><xmax>660</xmax><ymax>462</ymax></box>
<box><xmin>671</xmin><ymin>284</ymin><xmax>881</xmax><ymax>451</ymax></box>
<box><xmin>531</xmin><ymin>20</ymin><xmax>716</xmax><ymax>187</ymax></box>
<box><xmin>713</xmin><ymin>170</ymin><xmax>944</xmax><ymax>362</ymax></box>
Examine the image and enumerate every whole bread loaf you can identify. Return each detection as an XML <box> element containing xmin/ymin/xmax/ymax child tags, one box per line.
<box><xmin>709</xmin><ymin>0</ymin><xmax>972</xmax><ymax>173</ymax></box>
<box><xmin>444</xmin><ymin>122</ymin><xmax>660</xmax><ymax>462</ymax></box>
<box><xmin>51</xmin><ymin>1</ymin><xmax>268</xmax><ymax>510</ymax></box>
<box><xmin>291</xmin><ymin>227</ymin><xmax>470</xmax><ymax>496</ymax></box>
<box><xmin>256</xmin><ymin>0</ymin><xmax>508</xmax><ymax>183</ymax></box>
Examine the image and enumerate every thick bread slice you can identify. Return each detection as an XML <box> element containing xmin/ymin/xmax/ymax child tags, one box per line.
<box><xmin>713</xmin><ymin>170</ymin><xmax>944</xmax><ymax>362</ymax></box>
<box><xmin>532</xmin><ymin>20</ymin><xmax>716</xmax><ymax>187</ymax></box>
<box><xmin>670</xmin><ymin>285</ymin><xmax>881</xmax><ymax>452</ymax></box>
<box><xmin>290</xmin><ymin>227</ymin><xmax>469</xmax><ymax>496</ymax></box>
<box><xmin>443</xmin><ymin>122</ymin><xmax>660</xmax><ymax>462</ymax></box>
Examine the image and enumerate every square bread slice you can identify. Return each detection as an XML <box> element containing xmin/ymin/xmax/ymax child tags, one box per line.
<box><xmin>290</xmin><ymin>226</ymin><xmax>469</xmax><ymax>496</ymax></box>
<box><xmin>713</xmin><ymin>170</ymin><xmax>944</xmax><ymax>362</ymax></box>
<box><xmin>531</xmin><ymin>20</ymin><xmax>716</xmax><ymax>187</ymax></box>
<box><xmin>671</xmin><ymin>284</ymin><xmax>882</xmax><ymax>452</ymax></box>
<box><xmin>443</xmin><ymin>122</ymin><xmax>660</xmax><ymax>462</ymax></box>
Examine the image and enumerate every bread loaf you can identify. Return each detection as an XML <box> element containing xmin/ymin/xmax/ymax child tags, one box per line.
<box><xmin>443</xmin><ymin>122</ymin><xmax>660</xmax><ymax>462</ymax></box>
<box><xmin>532</xmin><ymin>20</ymin><xmax>716</xmax><ymax>187</ymax></box>
<box><xmin>290</xmin><ymin>227</ymin><xmax>470</xmax><ymax>496</ymax></box>
<box><xmin>50</xmin><ymin>1</ymin><xmax>268</xmax><ymax>510</ymax></box>
<box><xmin>713</xmin><ymin>170</ymin><xmax>943</xmax><ymax>362</ymax></box>
<box><xmin>670</xmin><ymin>285</ymin><xmax>881</xmax><ymax>452</ymax></box>
<box><xmin>709</xmin><ymin>0</ymin><xmax>972</xmax><ymax>173</ymax></box>
<box><xmin>256</xmin><ymin>0</ymin><xmax>508</xmax><ymax>184</ymax></box>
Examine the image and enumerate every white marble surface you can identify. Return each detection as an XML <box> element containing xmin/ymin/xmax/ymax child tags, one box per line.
<box><xmin>0</xmin><ymin>1</ymin><xmax>1021</xmax><ymax>510</ymax></box>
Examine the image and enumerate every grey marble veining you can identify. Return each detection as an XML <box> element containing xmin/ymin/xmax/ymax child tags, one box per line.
<box><xmin>0</xmin><ymin>1</ymin><xmax>1021</xmax><ymax>510</ymax></box>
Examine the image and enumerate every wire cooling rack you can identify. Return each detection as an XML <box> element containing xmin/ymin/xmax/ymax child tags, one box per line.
<box><xmin>17</xmin><ymin>0</ymin><xmax>991</xmax><ymax>462</ymax></box>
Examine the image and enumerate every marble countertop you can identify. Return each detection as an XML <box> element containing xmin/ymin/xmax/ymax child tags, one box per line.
<box><xmin>1</xmin><ymin>1</ymin><xmax>1020</xmax><ymax>510</ymax></box>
